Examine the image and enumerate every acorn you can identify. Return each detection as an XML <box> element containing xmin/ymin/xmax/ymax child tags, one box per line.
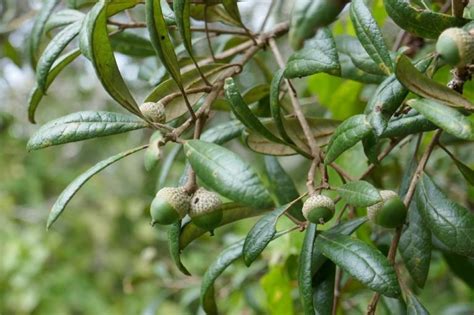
<box><xmin>189</xmin><ymin>188</ymin><xmax>223</xmax><ymax>232</ymax></box>
<box><xmin>302</xmin><ymin>195</ymin><xmax>335</xmax><ymax>224</ymax></box>
<box><xmin>140</xmin><ymin>101</ymin><xmax>166</xmax><ymax>123</ymax></box>
<box><xmin>436</xmin><ymin>27</ymin><xmax>474</xmax><ymax>67</ymax></box>
<box><xmin>150</xmin><ymin>187</ymin><xmax>190</xmax><ymax>225</ymax></box>
<box><xmin>367</xmin><ymin>190</ymin><xmax>407</xmax><ymax>228</ymax></box>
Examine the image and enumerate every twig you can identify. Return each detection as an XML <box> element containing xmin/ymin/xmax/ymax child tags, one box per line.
<box><xmin>259</xmin><ymin>0</ymin><xmax>275</xmax><ymax>32</ymax></box>
<box><xmin>204</xmin><ymin>4</ymin><xmax>217</xmax><ymax>62</ymax></box>
<box><xmin>451</xmin><ymin>0</ymin><xmax>467</xmax><ymax>17</ymax></box>
<box><xmin>332</xmin><ymin>267</ymin><xmax>343</xmax><ymax>315</ymax></box>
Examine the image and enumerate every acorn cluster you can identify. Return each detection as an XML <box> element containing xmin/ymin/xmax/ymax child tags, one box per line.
<box><xmin>436</xmin><ymin>27</ymin><xmax>474</xmax><ymax>67</ymax></box>
<box><xmin>150</xmin><ymin>186</ymin><xmax>223</xmax><ymax>232</ymax></box>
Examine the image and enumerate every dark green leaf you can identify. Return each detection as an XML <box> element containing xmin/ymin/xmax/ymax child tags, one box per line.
<box><xmin>407</xmin><ymin>98</ymin><xmax>474</xmax><ymax>140</ymax></box>
<box><xmin>36</xmin><ymin>21</ymin><xmax>82</xmax><ymax>92</ymax></box>
<box><xmin>325</xmin><ymin>114</ymin><xmax>373</xmax><ymax>164</ymax></box>
<box><xmin>183</xmin><ymin>140</ymin><xmax>274</xmax><ymax>208</ymax></box>
<box><xmin>110</xmin><ymin>31</ymin><xmax>156</xmax><ymax>57</ymax></box>
<box><xmin>270</xmin><ymin>69</ymin><xmax>294</xmax><ymax>144</ymax></box>
<box><xmin>80</xmin><ymin>1</ymin><xmax>141</xmax><ymax>116</ymax></box>
<box><xmin>416</xmin><ymin>174</ymin><xmax>474</xmax><ymax>257</ymax></box>
<box><xmin>200</xmin><ymin>120</ymin><xmax>244</xmax><ymax>145</ymax></box>
<box><xmin>441</xmin><ymin>147</ymin><xmax>474</xmax><ymax>186</ymax></box>
<box><xmin>406</xmin><ymin>292</ymin><xmax>430</xmax><ymax>315</ymax></box>
<box><xmin>46</xmin><ymin>145</ymin><xmax>147</xmax><ymax>229</ymax></box>
<box><xmin>399</xmin><ymin>200</ymin><xmax>431</xmax><ymax>288</ymax></box>
<box><xmin>27</xmin><ymin>111</ymin><xmax>147</xmax><ymax>151</ymax></box>
<box><xmin>338</xmin><ymin>53</ymin><xmax>386</xmax><ymax>84</ymax></box>
<box><xmin>384</xmin><ymin>0</ymin><xmax>466</xmax><ymax>39</ymax></box>
<box><xmin>28</xmin><ymin>49</ymin><xmax>81</xmax><ymax>124</ymax></box>
<box><xmin>299</xmin><ymin>223</ymin><xmax>317</xmax><ymax>315</ymax></box>
<box><xmin>312</xmin><ymin>262</ymin><xmax>335</xmax><ymax>315</ymax></box>
<box><xmin>336</xmin><ymin>180</ymin><xmax>382</xmax><ymax>207</ymax></box>
<box><xmin>362</xmin><ymin>131</ymin><xmax>379</xmax><ymax>164</ymax></box>
<box><xmin>316</xmin><ymin>233</ymin><xmax>401</xmax><ymax>297</ymax></box>
<box><xmin>443</xmin><ymin>252</ymin><xmax>474</xmax><ymax>288</ymax></box>
<box><xmin>168</xmin><ymin>222</ymin><xmax>191</xmax><ymax>276</ymax></box>
<box><xmin>285</xmin><ymin>28</ymin><xmax>341</xmax><ymax>79</ymax></box>
<box><xmin>380</xmin><ymin>113</ymin><xmax>436</xmax><ymax>139</ymax></box>
<box><xmin>350</xmin><ymin>0</ymin><xmax>393</xmax><ymax>75</ymax></box>
<box><xmin>396</xmin><ymin>55</ymin><xmax>474</xmax><ymax>111</ymax></box>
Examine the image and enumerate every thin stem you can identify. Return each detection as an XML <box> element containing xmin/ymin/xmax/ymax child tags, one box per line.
<box><xmin>332</xmin><ymin>267</ymin><xmax>343</xmax><ymax>315</ymax></box>
<box><xmin>451</xmin><ymin>0</ymin><xmax>467</xmax><ymax>17</ymax></box>
<box><xmin>204</xmin><ymin>4</ymin><xmax>217</xmax><ymax>62</ymax></box>
<box><xmin>259</xmin><ymin>0</ymin><xmax>275</xmax><ymax>32</ymax></box>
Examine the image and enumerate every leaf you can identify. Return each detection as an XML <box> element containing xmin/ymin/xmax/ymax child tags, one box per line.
<box><xmin>270</xmin><ymin>69</ymin><xmax>295</xmax><ymax>144</ymax></box>
<box><xmin>242</xmin><ymin>204</ymin><xmax>289</xmax><ymax>266</ymax></box>
<box><xmin>289</xmin><ymin>0</ymin><xmax>349</xmax><ymax>49</ymax></box>
<box><xmin>338</xmin><ymin>53</ymin><xmax>386</xmax><ymax>84</ymax></box>
<box><xmin>27</xmin><ymin>111</ymin><xmax>147</xmax><ymax>151</ymax></box>
<box><xmin>46</xmin><ymin>145</ymin><xmax>147</xmax><ymax>229</ymax></box>
<box><xmin>180</xmin><ymin>203</ymin><xmax>267</xmax><ymax>250</ymax></box>
<box><xmin>443</xmin><ymin>252</ymin><xmax>474</xmax><ymax>288</ymax></box>
<box><xmin>224</xmin><ymin>77</ymin><xmax>284</xmax><ymax>144</ymax></box>
<box><xmin>380</xmin><ymin>113</ymin><xmax>436</xmax><ymax>139</ymax></box>
<box><xmin>45</xmin><ymin>9</ymin><xmax>85</xmax><ymax>33</ymax></box>
<box><xmin>184</xmin><ymin>140</ymin><xmax>273</xmax><ymax>208</ymax></box>
<box><xmin>264</xmin><ymin>156</ymin><xmax>304</xmax><ymax>221</ymax></box>
<box><xmin>416</xmin><ymin>174</ymin><xmax>474</xmax><ymax>257</ymax></box>
<box><xmin>407</xmin><ymin>98</ymin><xmax>474</xmax><ymax>140</ymax></box>
<box><xmin>144</xmin><ymin>131</ymin><xmax>162</xmax><ymax>171</ymax></box>
<box><xmin>299</xmin><ymin>223</ymin><xmax>317</xmax><ymax>315</ymax></box>
<box><xmin>168</xmin><ymin>222</ymin><xmax>191</xmax><ymax>276</ymax></box>
<box><xmin>200</xmin><ymin>120</ymin><xmax>244</xmax><ymax>145</ymax></box>
<box><xmin>398</xmin><ymin>200</ymin><xmax>431</xmax><ymax>288</ymax></box>
<box><xmin>312</xmin><ymin>262</ymin><xmax>335</xmax><ymax>315</ymax></box>
<box><xmin>395</xmin><ymin>55</ymin><xmax>474</xmax><ymax>111</ymax></box>
<box><xmin>28</xmin><ymin>49</ymin><xmax>81</xmax><ymax>124</ymax></box>
<box><xmin>245</xmin><ymin>117</ymin><xmax>339</xmax><ymax>156</ymax></box>
<box><xmin>406</xmin><ymin>292</ymin><xmax>430</xmax><ymax>315</ymax></box>
<box><xmin>146</xmin><ymin>0</ymin><xmax>183</xmax><ymax>89</ymax></box>
<box><xmin>384</xmin><ymin>0</ymin><xmax>466</xmax><ymax>39</ymax></box>
<box><xmin>110</xmin><ymin>31</ymin><xmax>156</xmax><ymax>57</ymax></box>
<box><xmin>336</xmin><ymin>180</ymin><xmax>382</xmax><ymax>207</ymax></box>
<box><xmin>311</xmin><ymin>217</ymin><xmax>368</xmax><ymax>274</ymax></box>
<box><xmin>350</xmin><ymin>0</ymin><xmax>393</xmax><ymax>75</ymax></box>
<box><xmin>285</xmin><ymin>28</ymin><xmax>341</xmax><ymax>79</ymax></box>
<box><xmin>29</xmin><ymin>0</ymin><xmax>60</xmax><ymax>68</ymax></box>
<box><xmin>80</xmin><ymin>1</ymin><xmax>141</xmax><ymax>116</ymax></box>
<box><xmin>222</xmin><ymin>0</ymin><xmax>242</xmax><ymax>24</ymax></box>
<box><xmin>325</xmin><ymin>114</ymin><xmax>373</xmax><ymax>164</ymax></box>
<box><xmin>315</xmin><ymin>233</ymin><xmax>401</xmax><ymax>297</ymax></box>
<box><xmin>36</xmin><ymin>21</ymin><xmax>82</xmax><ymax>92</ymax></box>
<box><xmin>201</xmin><ymin>239</ymin><xmax>244</xmax><ymax>315</ymax></box>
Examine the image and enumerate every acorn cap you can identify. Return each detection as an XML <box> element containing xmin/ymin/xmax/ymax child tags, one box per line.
<box><xmin>189</xmin><ymin>188</ymin><xmax>223</xmax><ymax>231</ymax></box>
<box><xmin>140</xmin><ymin>101</ymin><xmax>166</xmax><ymax>123</ymax></box>
<box><xmin>150</xmin><ymin>187</ymin><xmax>190</xmax><ymax>225</ymax></box>
<box><xmin>367</xmin><ymin>190</ymin><xmax>407</xmax><ymax>228</ymax></box>
<box><xmin>302</xmin><ymin>195</ymin><xmax>335</xmax><ymax>224</ymax></box>
<box><xmin>436</xmin><ymin>28</ymin><xmax>474</xmax><ymax>67</ymax></box>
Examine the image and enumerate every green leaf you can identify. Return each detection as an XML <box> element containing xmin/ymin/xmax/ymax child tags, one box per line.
<box><xmin>168</xmin><ymin>222</ymin><xmax>191</xmax><ymax>276</ymax></box>
<box><xmin>325</xmin><ymin>114</ymin><xmax>373</xmax><ymax>164</ymax></box>
<box><xmin>80</xmin><ymin>1</ymin><xmax>141</xmax><ymax>116</ymax></box>
<box><xmin>144</xmin><ymin>131</ymin><xmax>162</xmax><ymax>171</ymax></box>
<box><xmin>146</xmin><ymin>0</ymin><xmax>183</xmax><ymax>89</ymax></box>
<box><xmin>336</xmin><ymin>180</ymin><xmax>382</xmax><ymax>207</ymax></box>
<box><xmin>264</xmin><ymin>156</ymin><xmax>304</xmax><ymax>221</ymax></box>
<box><xmin>224</xmin><ymin>77</ymin><xmax>284</xmax><ymax>144</ymax></box>
<box><xmin>222</xmin><ymin>0</ymin><xmax>242</xmax><ymax>24</ymax></box>
<box><xmin>315</xmin><ymin>233</ymin><xmax>401</xmax><ymax>297</ymax></box>
<box><xmin>245</xmin><ymin>117</ymin><xmax>339</xmax><ymax>157</ymax></box>
<box><xmin>311</xmin><ymin>217</ymin><xmax>368</xmax><ymax>274</ymax></box>
<box><xmin>110</xmin><ymin>31</ymin><xmax>156</xmax><ymax>57</ymax></box>
<box><xmin>28</xmin><ymin>49</ymin><xmax>81</xmax><ymax>124</ymax></box>
<box><xmin>395</xmin><ymin>55</ymin><xmax>474</xmax><ymax>111</ymax></box>
<box><xmin>312</xmin><ymin>262</ymin><xmax>335</xmax><ymax>315</ymax></box>
<box><xmin>289</xmin><ymin>0</ymin><xmax>349</xmax><ymax>49</ymax></box>
<box><xmin>285</xmin><ymin>28</ymin><xmax>341</xmax><ymax>79</ymax></box>
<box><xmin>384</xmin><ymin>0</ymin><xmax>466</xmax><ymax>39</ymax></box>
<box><xmin>243</xmin><ymin>204</ymin><xmax>289</xmax><ymax>266</ymax></box>
<box><xmin>270</xmin><ymin>69</ymin><xmax>295</xmax><ymax>144</ymax></box>
<box><xmin>27</xmin><ymin>111</ymin><xmax>147</xmax><ymax>151</ymax></box>
<box><xmin>379</xmin><ymin>113</ymin><xmax>436</xmax><ymax>139</ymax></box>
<box><xmin>399</xmin><ymin>200</ymin><xmax>431</xmax><ymax>288</ymax></box>
<box><xmin>350</xmin><ymin>0</ymin><xmax>393</xmax><ymax>75</ymax></box>
<box><xmin>407</xmin><ymin>98</ymin><xmax>474</xmax><ymax>140</ymax></box>
<box><xmin>45</xmin><ymin>9</ymin><xmax>85</xmax><ymax>34</ymax></box>
<box><xmin>201</xmin><ymin>239</ymin><xmax>244</xmax><ymax>315</ymax></box>
<box><xmin>200</xmin><ymin>120</ymin><xmax>244</xmax><ymax>145</ymax></box>
<box><xmin>406</xmin><ymin>292</ymin><xmax>430</xmax><ymax>315</ymax></box>
<box><xmin>184</xmin><ymin>140</ymin><xmax>273</xmax><ymax>208</ymax></box>
<box><xmin>36</xmin><ymin>21</ymin><xmax>82</xmax><ymax>92</ymax></box>
<box><xmin>29</xmin><ymin>0</ymin><xmax>60</xmax><ymax>68</ymax></box>
<box><xmin>180</xmin><ymin>203</ymin><xmax>267</xmax><ymax>250</ymax></box>
<box><xmin>46</xmin><ymin>145</ymin><xmax>147</xmax><ymax>229</ymax></box>
<box><xmin>299</xmin><ymin>223</ymin><xmax>317</xmax><ymax>315</ymax></box>
<box><xmin>443</xmin><ymin>252</ymin><xmax>474</xmax><ymax>288</ymax></box>
<box><xmin>416</xmin><ymin>174</ymin><xmax>474</xmax><ymax>257</ymax></box>
<box><xmin>440</xmin><ymin>146</ymin><xmax>474</xmax><ymax>186</ymax></box>
<box><xmin>338</xmin><ymin>53</ymin><xmax>386</xmax><ymax>84</ymax></box>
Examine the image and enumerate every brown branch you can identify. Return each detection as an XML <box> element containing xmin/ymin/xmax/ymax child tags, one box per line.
<box><xmin>452</xmin><ymin>0</ymin><xmax>468</xmax><ymax>17</ymax></box>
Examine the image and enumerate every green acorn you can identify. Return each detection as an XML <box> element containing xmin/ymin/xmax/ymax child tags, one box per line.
<box><xmin>302</xmin><ymin>195</ymin><xmax>335</xmax><ymax>224</ymax></box>
<box><xmin>189</xmin><ymin>188</ymin><xmax>223</xmax><ymax>232</ymax></box>
<box><xmin>436</xmin><ymin>27</ymin><xmax>474</xmax><ymax>67</ymax></box>
<box><xmin>367</xmin><ymin>190</ymin><xmax>407</xmax><ymax>228</ymax></box>
<box><xmin>140</xmin><ymin>101</ymin><xmax>166</xmax><ymax>123</ymax></box>
<box><xmin>150</xmin><ymin>187</ymin><xmax>190</xmax><ymax>225</ymax></box>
